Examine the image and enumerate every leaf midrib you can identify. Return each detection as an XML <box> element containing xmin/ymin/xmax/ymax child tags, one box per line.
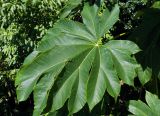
<box><xmin>107</xmin><ymin>48</ymin><xmax>127</xmax><ymax>83</ymax></box>
<box><xmin>52</xmin><ymin>47</ymin><xmax>95</xmax><ymax>111</ymax></box>
<box><xmin>69</xmin><ymin>47</ymin><xmax>96</xmax><ymax>113</ymax></box>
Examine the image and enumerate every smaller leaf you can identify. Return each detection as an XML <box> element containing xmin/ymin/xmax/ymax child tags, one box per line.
<box><xmin>129</xmin><ymin>100</ymin><xmax>153</xmax><ymax>116</ymax></box>
<box><xmin>146</xmin><ymin>91</ymin><xmax>160</xmax><ymax>115</ymax></box>
<box><xmin>129</xmin><ymin>91</ymin><xmax>160</xmax><ymax>116</ymax></box>
<box><xmin>137</xmin><ymin>66</ymin><xmax>152</xmax><ymax>85</ymax></box>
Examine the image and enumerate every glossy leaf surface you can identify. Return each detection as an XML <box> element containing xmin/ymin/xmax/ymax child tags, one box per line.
<box><xmin>16</xmin><ymin>3</ymin><xmax>141</xmax><ymax>115</ymax></box>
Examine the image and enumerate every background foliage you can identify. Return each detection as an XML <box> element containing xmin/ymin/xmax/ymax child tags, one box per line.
<box><xmin>1</xmin><ymin>0</ymin><xmax>160</xmax><ymax>116</ymax></box>
<box><xmin>0</xmin><ymin>0</ymin><xmax>62</xmax><ymax>115</ymax></box>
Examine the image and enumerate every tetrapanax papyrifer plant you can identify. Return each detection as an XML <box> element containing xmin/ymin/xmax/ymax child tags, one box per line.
<box><xmin>15</xmin><ymin>3</ymin><xmax>144</xmax><ymax>116</ymax></box>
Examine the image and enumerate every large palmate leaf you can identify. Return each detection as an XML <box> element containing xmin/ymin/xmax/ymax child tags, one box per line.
<box><xmin>129</xmin><ymin>91</ymin><xmax>160</xmax><ymax>116</ymax></box>
<box><xmin>15</xmin><ymin>3</ymin><xmax>141</xmax><ymax>115</ymax></box>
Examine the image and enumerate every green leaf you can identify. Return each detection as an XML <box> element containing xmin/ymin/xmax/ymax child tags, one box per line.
<box><xmin>37</xmin><ymin>20</ymin><xmax>95</xmax><ymax>52</ymax></box>
<box><xmin>16</xmin><ymin>45</ymin><xmax>91</xmax><ymax>101</ymax></box>
<box><xmin>98</xmin><ymin>4</ymin><xmax>119</xmax><ymax>37</ymax></box>
<box><xmin>16</xmin><ymin>3</ymin><xmax>140</xmax><ymax>115</ymax></box>
<box><xmin>129</xmin><ymin>100</ymin><xmax>153</xmax><ymax>116</ymax></box>
<box><xmin>104</xmin><ymin>40</ymin><xmax>140</xmax><ymax>54</ymax></box>
<box><xmin>68</xmin><ymin>48</ymin><xmax>96</xmax><ymax>114</ymax></box>
<box><xmin>145</xmin><ymin>91</ymin><xmax>160</xmax><ymax>115</ymax></box>
<box><xmin>60</xmin><ymin>0</ymin><xmax>82</xmax><ymax>18</ymax></box>
<box><xmin>129</xmin><ymin>91</ymin><xmax>160</xmax><ymax>116</ymax></box>
<box><xmin>87</xmin><ymin>46</ymin><xmax>121</xmax><ymax>110</ymax></box>
<box><xmin>81</xmin><ymin>3</ymin><xmax>99</xmax><ymax>38</ymax></box>
<box><xmin>105</xmin><ymin>41</ymin><xmax>140</xmax><ymax>85</ymax></box>
<box><xmin>82</xmin><ymin>4</ymin><xmax>120</xmax><ymax>38</ymax></box>
<box><xmin>137</xmin><ymin>66</ymin><xmax>152</xmax><ymax>85</ymax></box>
<box><xmin>33</xmin><ymin>63</ymin><xmax>65</xmax><ymax>116</ymax></box>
